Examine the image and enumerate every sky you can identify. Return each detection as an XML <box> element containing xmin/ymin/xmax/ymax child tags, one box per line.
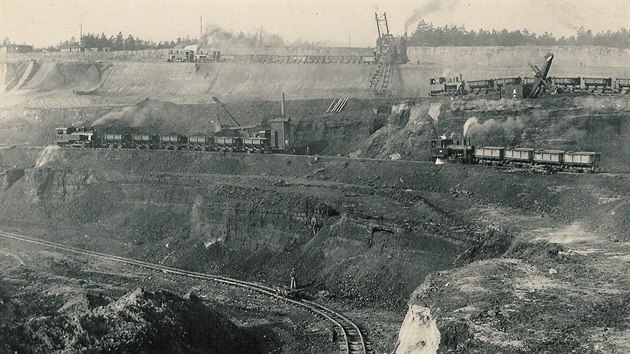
<box><xmin>1</xmin><ymin>0</ymin><xmax>629</xmax><ymax>48</ymax></box>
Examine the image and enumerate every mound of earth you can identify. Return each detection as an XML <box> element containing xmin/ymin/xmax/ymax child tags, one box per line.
<box><xmin>0</xmin><ymin>287</ymin><xmax>264</xmax><ymax>354</ymax></box>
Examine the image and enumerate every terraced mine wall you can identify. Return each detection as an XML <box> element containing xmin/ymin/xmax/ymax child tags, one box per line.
<box><xmin>0</xmin><ymin>148</ymin><xmax>478</xmax><ymax>310</ymax></box>
<box><xmin>2</xmin><ymin>45</ymin><xmax>628</xmax><ymax>106</ymax></box>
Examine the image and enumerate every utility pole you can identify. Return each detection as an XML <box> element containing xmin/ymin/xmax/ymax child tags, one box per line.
<box><xmin>348</xmin><ymin>31</ymin><xmax>351</xmax><ymax>47</ymax></box>
<box><xmin>200</xmin><ymin>16</ymin><xmax>203</xmax><ymax>39</ymax></box>
<box><xmin>79</xmin><ymin>23</ymin><xmax>82</xmax><ymax>46</ymax></box>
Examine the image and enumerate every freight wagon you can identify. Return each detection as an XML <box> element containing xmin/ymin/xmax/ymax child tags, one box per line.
<box><xmin>614</xmin><ymin>78</ymin><xmax>630</xmax><ymax>93</ymax></box>
<box><xmin>534</xmin><ymin>150</ymin><xmax>564</xmax><ymax>166</ymax></box>
<box><xmin>564</xmin><ymin>152</ymin><xmax>601</xmax><ymax>172</ymax></box>
<box><xmin>131</xmin><ymin>134</ymin><xmax>159</xmax><ymax>149</ymax></box>
<box><xmin>582</xmin><ymin>77</ymin><xmax>613</xmax><ymax>93</ymax></box>
<box><xmin>467</xmin><ymin>79</ymin><xmax>494</xmax><ymax>93</ymax></box>
<box><xmin>188</xmin><ymin>135</ymin><xmax>215</xmax><ymax>150</ymax></box>
<box><xmin>104</xmin><ymin>133</ymin><xmax>130</xmax><ymax>149</ymax></box>
<box><xmin>494</xmin><ymin>77</ymin><xmax>522</xmax><ymax>88</ymax></box>
<box><xmin>475</xmin><ymin>146</ymin><xmax>504</xmax><ymax>164</ymax></box>
<box><xmin>160</xmin><ymin>134</ymin><xmax>188</xmax><ymax>150</ymax></box>
<box><xmin>504</xmin><ymin>148</ymin><xmax>535</xmax><ymax>166</ymax></box>
<box><xmin>549</xmin><ymin>77</ymin><xmax>582</xmax><ymax>92</ymax></box>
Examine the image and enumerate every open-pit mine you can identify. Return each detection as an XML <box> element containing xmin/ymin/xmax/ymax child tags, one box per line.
<box><xmin>2</xmin><ymin>10</ymin><xmax>630</xmax><ymax>354</ymax></box>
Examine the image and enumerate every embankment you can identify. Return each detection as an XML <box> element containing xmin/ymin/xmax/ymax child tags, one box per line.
<box><xmin>2</xmin><ymin>45</ymin><xmax>628</xmax><ymax>108</ymax></box>
<box><xmin>0</xmin><ymin>148</ymin><xmax>480</xmax><ymax>309</ymax></box>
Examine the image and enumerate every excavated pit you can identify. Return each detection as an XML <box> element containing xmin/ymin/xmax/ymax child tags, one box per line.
<box><xmin>2</xmin><ymin>47</ymin><xmax>630</xmax><ymax>352</ymax></box>
<box><xmin>0</xmin><ymin>149</ymin><xmax>477</xmax><ymax>309</ymax></box>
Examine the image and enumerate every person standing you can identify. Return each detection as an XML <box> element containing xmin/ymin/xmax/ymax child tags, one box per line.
<box><xmin>290</xmin><ymin>268</ymin><xmax>297</xmax><ymax>289</ymax></box>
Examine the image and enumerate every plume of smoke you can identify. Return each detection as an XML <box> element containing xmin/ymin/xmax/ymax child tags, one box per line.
<box><xmin>92</xmin><ymin>100</ymin><xmax>222</xmax><ymax>133</ymax></box>
<box><xmin>464</xmin><ymin>116</ymin><xmax>525</xmax><ymax>145</ymax></box>
<box><xmin>405</xmin><ymin>1</ymin><xmax>458</xmax><ymax>33</ymax></box>
<box><xmin>463</xmin><ymin>117</ymin><xmax>478</xmax><ymax>138</ymax></box>
<box><xmin>92</xmin><ymin>103</ymin><xmax>156</xmax><ymax>128</ymax></box>
<box><xmin>198</xmin><ymin>24</ymin><xmax>284</xmax><ymax>53</ymax></box>
<box><xmin>92</xmin><ymin>100</ymin><xmax>180</xmax><ymax>133</ymax></box>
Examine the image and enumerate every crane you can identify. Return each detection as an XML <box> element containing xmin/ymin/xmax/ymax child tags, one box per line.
<box><xmin>527</xmin><ymin>53</ymin><xmax>554</xmax><ymax>98</ymax></box>
<box><xmin>212</xmin><ymin>97</ymin><xmax>241</xmax><ymax>127</ymax></box>
<box><xmin>375</xmin><ymin>13</ymin><xmax>392</xmax><ymax>39</ymax></box>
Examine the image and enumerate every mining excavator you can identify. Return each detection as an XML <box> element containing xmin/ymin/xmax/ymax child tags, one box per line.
<box><xmin>525</xmin><ymin>52</ymin><xmax>554</xmax><ymax>98</ymax></box>
<box><xmin>212</xmin><ymin>96</ymin><xmax>242</xmax><ymax>129</ymax></box>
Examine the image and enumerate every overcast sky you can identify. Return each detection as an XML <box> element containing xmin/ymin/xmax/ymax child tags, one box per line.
<box><xmin>1</xmin><ymin>0</ymin><xmax>629</xmax><ymax>47</ymax></box>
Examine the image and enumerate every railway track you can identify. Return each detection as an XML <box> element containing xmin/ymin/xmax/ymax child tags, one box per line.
<box><xmin>0</xmin><ymin>229</ymin><xmax>372</xmax><ymax>354</ymax></box>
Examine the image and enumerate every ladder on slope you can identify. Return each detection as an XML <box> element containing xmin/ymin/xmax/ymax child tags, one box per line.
<box><xmin>370</xmin><ymin>52</ymin><xmax>392</xmax><ymax>95</ymax></box>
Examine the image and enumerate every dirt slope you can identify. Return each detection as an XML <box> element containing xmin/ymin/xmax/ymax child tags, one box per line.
<box><xmin>2</xmin><ymin>45</ymin><xmax>628</xmax><ymax>108</ymax></box>
<box><xmin>398</xmin><ymin>177</ymin><xmax>630</xmax><ymax>353</ymax></box>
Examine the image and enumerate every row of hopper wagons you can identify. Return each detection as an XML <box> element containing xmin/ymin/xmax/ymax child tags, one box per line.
<box><xmin>430</xmin><ymin>76</ymin><xmax>630</xmax><ymax>96</ymax></box>
<box><xmin>220</xmin><ymin>54</ymin><xmax>378</xmax><ymax>64</ymax></box>
<box><xmin>431</xmin><ymin>138</ymin><xmax>601</xmax><ymax>173</ymax></box>
<box><xmin>167</xmin><ymin>49</ymin><xmax>378</xmax><ymax>65</ymax></box>
<box><xmin>55</xmin><ymin>127</ymin><xmax>287</xmax><ymax>153</ymax></box>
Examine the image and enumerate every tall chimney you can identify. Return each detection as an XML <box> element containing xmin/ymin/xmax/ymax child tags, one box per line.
<box><xmin>200</xmin><ymin>16</ymin><xmax>203</xmax><ymax>39</ymax></box>
<box><xmin>281</xmin><ymin>93</ymin><xmax>286</xmax><ymax>117</ymax></box>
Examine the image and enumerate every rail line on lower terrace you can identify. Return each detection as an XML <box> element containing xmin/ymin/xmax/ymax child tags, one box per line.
<box><xmin>0</xmin><ymin>229</ymin><xmax>371</xmax><ymax>354</ymax></box>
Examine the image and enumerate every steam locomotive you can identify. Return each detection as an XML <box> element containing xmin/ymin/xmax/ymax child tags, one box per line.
<box><xmin>430</xmin><ymin>138</ymin><xmax>601</xmax><ymax>172</ymax></box>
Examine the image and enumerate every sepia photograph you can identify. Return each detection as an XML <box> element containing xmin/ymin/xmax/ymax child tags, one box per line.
<box><xmin>1</xmin><ymin>0</ymin><xmax>629</xmax><ymax>353</ymax></box>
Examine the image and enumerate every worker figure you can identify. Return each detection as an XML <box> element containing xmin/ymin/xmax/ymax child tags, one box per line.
<box><xmin>290</xmin><ymin>268</ymin><xmax>297</xmax><ymax>289</ymax></box>
<box><xmin>306</xmin><ymin>146</ymin><xmax>310</xmax><ymax>155</ymax></box>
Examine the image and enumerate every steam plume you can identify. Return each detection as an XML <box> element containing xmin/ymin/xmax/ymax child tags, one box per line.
<box><xmin>463</xmin><ymin>116</ymin><xmax>524</xmax><ymax>145</ymax></box>
<box><xmin>92</xmin><ymin>100</ymin><xmax>220</xmax><ymax>133</ymax></box>
<box><xmin>463</xmin><ymin>117</ymin><xmax>478</xmax><ymax>138</ymax></box>
<box><xmin>405</xmin><ymin>1</ymin><xmax>458</xmax><ymax>33</ymax></box>
<box><xmin>198</xmin><ymin>24</ymin><xmax>284</xmax><ymax>52</ymax></box>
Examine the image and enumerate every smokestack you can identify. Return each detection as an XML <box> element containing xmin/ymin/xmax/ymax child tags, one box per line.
<box><xmin>79</xmin><ymin>23</ymin><xmax>82</xmax><ymax>46</ymax></box>
<box><xmin>200</xmin><ymin>16</ymin><xmax>203</xmax><ymax>39</ymax></box>
<box><xmin>281</xmin><ymin>93</ymin><xmax>286</xmax><ymax>117</ymax></box>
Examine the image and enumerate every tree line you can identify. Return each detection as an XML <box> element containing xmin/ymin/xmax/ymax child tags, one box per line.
<box><xmin>45</xmin><ymin>31</ymin><xmax>327</xmax><ymax>51</ymax></box>
<box><xmin>407</xmin><ymin>20</ymin><xmax>630</xmax><ymax>48</ymax></box>
<box><xmin>43</xmin><ymin>32</ymin><xmax>198</xmax><ymax>51</ymax></box>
